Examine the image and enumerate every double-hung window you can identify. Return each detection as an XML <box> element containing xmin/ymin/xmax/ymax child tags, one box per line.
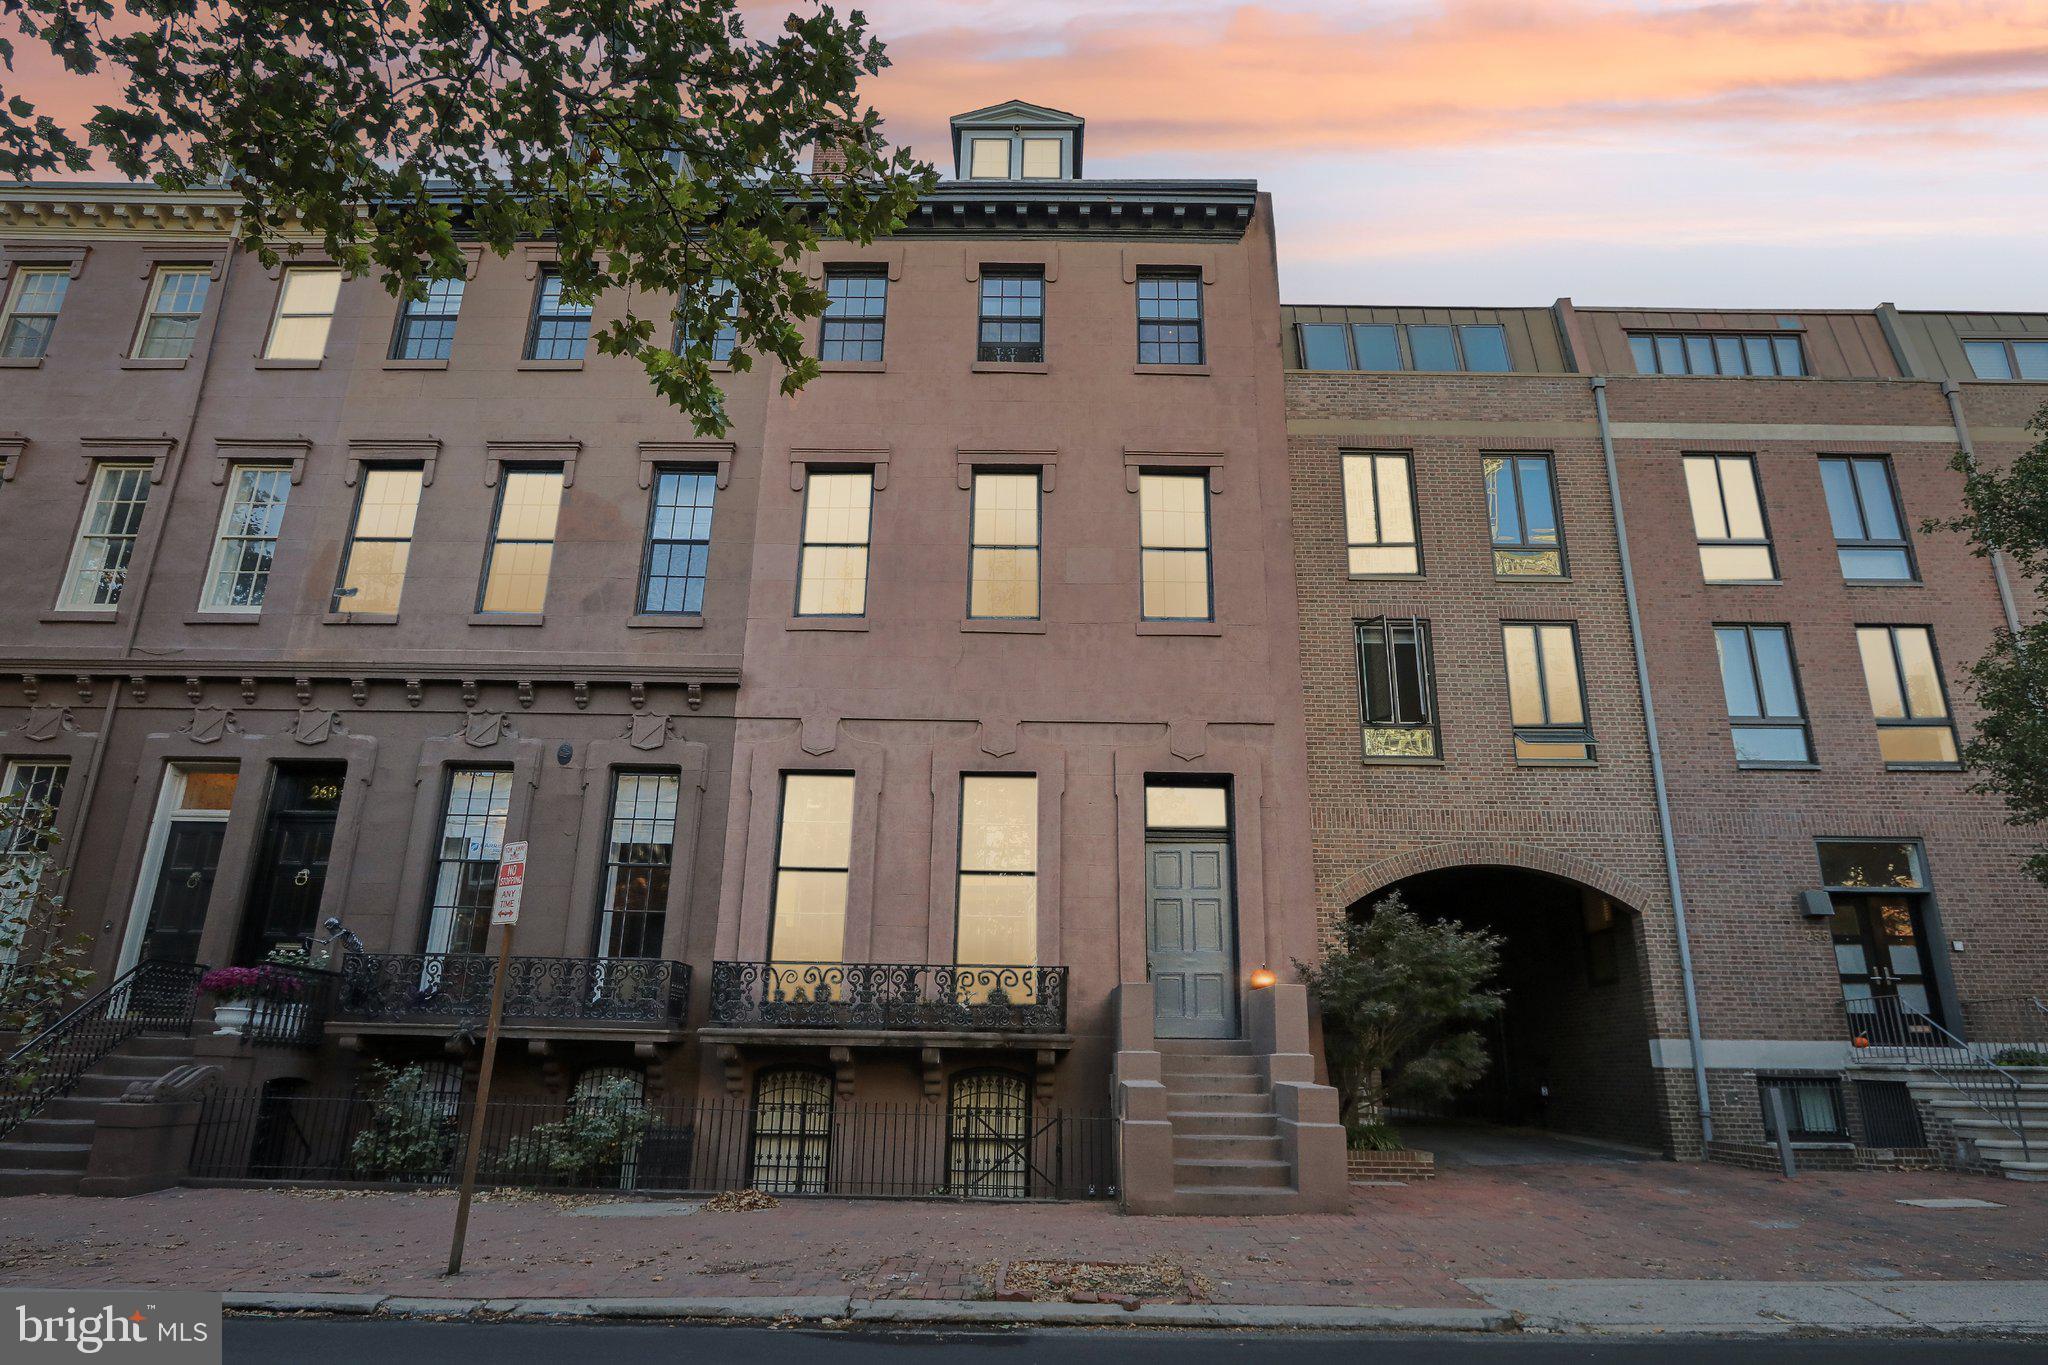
<box><xmin>956</xmin><ymin>775</ymin><xmax>1038</xmax><ymax>972</ymax></box>
<box><xmin>423</xmin><ymin>768</ymin><xmax>512</xmax><ymax>957</ymax></box>
<box><xmin>1138</xmin><ymin>473</ymin><xmax>1212</xmax><ymax>621</ymax></box>
<box><xmin>1819</xmin><ymin>456</ymin><xmax>1914</xmax><ymax>582</ymax></box>
<box><xmin>0</xmin><ymin>759</ymin><xmax>68</xmax><ymax>967</ymax></box>
<box><xmin>1342</xmin><ymin>452</ymin><xmax>1420</xmax><ymax>575</ymax></box>
<box><xmin>525</xmin><ymin>268</ymin><xmax>592</xmax><ymax>361</ymax></box>
<box><xmin>1856</xmin><ymin>626</ymin><xmax>1959</xmax><ymax>767</ymax></box>
<box><xmin>819</xmin><ymin>268</ymin><xmax>886</xmax><ymax>362</ymax></box>
<box><xmin>796</xmin><ymin>470</ymin><xmax>874</xmax><ymax>617</ymax></box>
<box><xmin>769</xmin><ymin>773</ymin><xmax>855</xmax><ymax>969</ymax></box>
<box><xmin>1714</xmin><ymin>624</ymin><xmax>1812</xmax><ymax>765</ymax></box>
<box><xmin>595</xmin><ymin>771</ymin><xmax>678</xmax><ymax>960</ymax></box>
<box><xmin>390</xmin><ymin>277</ymin><xmax>465</xmax><ymax>361</ymax></box>
<box><xmin>0</xmin><ymin>267</ymin><xmax>69</xmax><ymax>359</ymax></box>
<box><xmin>333</xmin><ymin>465</ymin><xmax>424</xmax><ymax>615</ymax></box>
<box><xmin>968</xmin><ymin>471</ymin><xmax>1040</xmax><ymax>619</ymax></box>
<box><xmin>640</xmin><ymin>469</ymin><xmax>716</xmax><ymax>615</ymax></box>
<box><xmin>1502</xmin><ymin>623</ymin><xmax>1593</xmax><ymax>762</ymax></box>
<box><xmin>263</xmin><ymin>266</ymin><xmax>342</xmax><ymax>361</ymax></box>
<box><xmin>1683</xmin><ymin>454</ymin><xmax>1775</xmax><ymax>582</ymax></box>
<box><xmin>478</xmin><ymin>467</ymin><xmax>565</xmax><ymax>614</ymax></box>
<box><xmin>977</xmin><ymin>269</ymin><xmax>1044</xmax><ymax>363</ymax></box>
<box><xmin>1485</xmin><ymin>453</ymin><xmax>1565</xmax><ymax>577</ymax></box>
<box><xmin>676</xmin><ymin>278</ymin><xmax>737</xmax><ymax>362</ymax></box>
<box><xmin>134</xmin><ymin>267</ymin><xmax>211</xmax><ymax>359</ymax></box>
<box><xmin>1136</xmin><ymin>271</ymin><xmax>1203</xmax><ymax>365</ymax></box>
<box><xmin>1963</xmin><ymin>339</ymin><xmax>2048</xmax><ymax>381</ymax></box>
<box><xmin>59</xmin><ymin>463</ymin><xmax>152</xmax><ymax>611</ymax></box>
<box><xmin>1356</xmin><ymin>617</ymin><xmax>1438</xmax><ymax>759</ymax></box>
<box><xmin>202</xmin><ymin>464</ymin><xmax>292</xmax><ymax>612</ymax></box>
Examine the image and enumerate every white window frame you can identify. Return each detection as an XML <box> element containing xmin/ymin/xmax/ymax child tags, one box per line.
<box><xmin>132</xmin><ymin>266</ymin><xmax>212</xmax><ymax>359</ymax></box>
<box><xmin>201</xmin><ymin>463</ymin><xmax>293</xmax><ymax>613</ymax></box>
<box><xmin>59</xmin><ymin>462</ymin><xmax>153</xmax><ymax>612</ymax></box>
<box><xmin>262</xmin><ymin>265</ymin><xmax>342</xmax><ymax>361</ymax></box>
<box><xmin>0</xmin><ymin>759</ymin><xmax>69</xmax><ymax>968</ymax></box>
<box><xmin>0</xmin><ymin>266</ymin><xmax>70</xmax><ymax>359</ymax></box>
<box><xmin>114</xmin><ymin>764</ymin><xmax>237</xmax><ymax>974</ymax></box>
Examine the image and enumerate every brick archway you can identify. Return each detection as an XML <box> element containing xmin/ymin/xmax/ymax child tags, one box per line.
<box><xmin>1331</xmin><ymin>840</ymin><xmax>1661</xmax><ymax>919</ymax></box>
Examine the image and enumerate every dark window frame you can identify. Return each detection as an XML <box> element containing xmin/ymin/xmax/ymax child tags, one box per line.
<box><xmin>1136</xmin><ymin>470</ymin><xmax>1214</xmax><ymax>622</ymax></box>
<box><xmin>975</xmin><ymin>268</ymin><xmax>1045</xmax><ymax>364</ymax></box>
<box><xmin>1628</xmin><ymin>331</ymin><xmax>1806</xmax><ymax>377</ymax></box>
<box><xmin>1355</xmin><ymin>616</ymin><xmax>1440</xmax><ymax>762</ymax></box>
<box><xmin>389</xmin><ymin>276</ymin><xmax>466</xmax><ymax>361</ymax></box>
<box><xmin>966</xmin><ymin>468</ymin><xmax>1042</xmax><ymax>620</ymax></box>
<box><xmin>1484</xmin><ymin>452</ymin><xmax>1568</xmax><ymax>578</ymax></box>
<box><xmin>747</xmin><ymin>1065</ymin><xmax>835</xmax><ymax>1195</ymax></box>
<box><xmin>1683</xmin><ymin>453</ymin><xmax>1778</xmax><ymax>582</ymax></box>
<box><xmin>638</xmin><ymin>466</ymin><xmax>717</xmax><ymax>616</ymax></box>
<box><xmin>1713</xmin><ymin>622</ymin><xmax>1815</xmax><ymax>768</ymax></box>
<box><xmin>1962</xmin><ymin>337</ymin><xmax>2048</xmax><ymax>381</ymax></box>
<box><xmin>1757</xmin><ymin>1075</ymin><xmax>1850</xmax><ymax>1143</ymax></box>
<box><xmin>946</xmin><ymin>1068</ymin><xmax>1032</xmax><ymax>1198</ymax></box>
<box><xmin>524</xmin><ymin>266</ymin><xmax>593</xmax><ymax>362</ymax></box>
<box><xmin>673</xmin><ymin>278</ymin><xmax>737</xmax><ymax>362</ymax></box>
<box><xmin>819</xmin><ymin>266</ymin><xmax>888</xmax><ymax>363</ymax></box>
<box><xmin>764</xmin><ymin>771</ymin><xmax>856</xmax><ymax>966</ymax></box>
<box><xmin>1341</xmin><ymin>450</ymin><xmax>1423</xmax><ymax>578</ymax></box>
<box><xmin>420</xmin><ymin>764</ymin><xmax>513</xmax><ymax>957</ymax></box>
<box><xmin>475</xmin><ymin>463</ymin><xmax>566</xmax><ymax>615</ymax></box>
<box><xmin>1502</xmin><ymin>620</ymin><xmax>1595</xmax><ymax>764</ymax></box>
<box><xmin>1135</xmin><ymin>269</ymin><xmax>1204</xmax><ymax>366</ymax></box>
<box><xmin>330</xmin><ymin>462</ymin><xmax>423</xmax><ymax>615</ymax></box>
<box><xmin>1295</xmin><ymin>320</ymin><xmax>1510</xmax><ymax>373</ymax></box>
<box><xmin>592</xmin><ymin>768</ymin><xmax>680</xmax><ymax>961</ymax></box>
<box><xmin>1819</xmin><ymin>455</ymin><xmax>1917</xmax><ymax>583</ymax></box>
<box><xmin>1857</xmin><ymin>624</ymin><xmax>1960</xmax><ymax>770</ymax></box>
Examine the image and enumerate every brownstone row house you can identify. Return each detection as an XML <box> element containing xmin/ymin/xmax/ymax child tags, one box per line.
<box><xmin>0</xmin><ymin>99</ymin><xmax>2042</xmax><ymax>1204</ymax></box>
<box><xmin>1285</xmin><ymin>301</ymin><xmax>2046</xmax><ymax>1172</ymax></box>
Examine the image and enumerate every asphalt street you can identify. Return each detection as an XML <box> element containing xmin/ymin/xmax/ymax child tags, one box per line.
<box><xmin>222</xmin><ymin>1319</ymin><xmax>2048</xmax><ymax>1364</ymax></box>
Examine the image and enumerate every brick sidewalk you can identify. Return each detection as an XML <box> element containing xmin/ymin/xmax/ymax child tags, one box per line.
<box><xmin>2</xmin><ymin>1162</ymin><xmax>2043</xmax><ymax>1309</ymax></box>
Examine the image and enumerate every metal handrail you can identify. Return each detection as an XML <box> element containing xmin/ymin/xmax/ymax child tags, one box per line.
<box><xmin>1851</xmin><ymin>997</ymin><xmax>2031</xmax><ymax>1161</ymax></box>
<box><xmin>1</xmin><ymin>959</ymin><xmax>207</xmax><ymax>1140</ymax></box>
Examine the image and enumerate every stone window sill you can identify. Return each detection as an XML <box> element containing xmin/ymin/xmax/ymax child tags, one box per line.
<box><xmin>184</xmin><ymin>612</ymin><xmax>263</xmax><ymax>626</ymax></box>
<box><xmin>0</xmin><ymin>356</ymin><xmax>44</xmax><ymax>369</ymax></box>
<box><xmin>322</xmin><ymin>611</ymin><xmax>399</xmax><ymax>626</ymax></box>
<box><xmin>971</xmin><ymin>361</ymin><xmax>1048</xmax><ymax>375</ymax></box>
<box><xmin>1137</xmin><ymin>620</ymin><xmax>1222</xmax><ymax>636</ymax></box>
<box><xmin>1843</xmin><ymin>579</ymin><xmax>1924</xmax><ymax>589</ymax></box>
<box><xmin>254</xmin><ymin>357</ymin><xmax>323</xmax><ymax>370</ymax></box>
<box><xmin>120</xmin><ymin>357</ymin><xmax>189</xmax><ymax>370</ymax></box>
<box><xmin>788</xmin><ymin>616</ymin><xmax>869</xmax><ymax>631</ymax></box>
<box><xmin>39</xmin><ymin>610</ymin><xmax>120</xmax><ymax>624</ymax></box>
<box><xmin>470</xmin><ymin>612</ymin><xmax>545</xmax><ymax>626</ymax></box>
<box><xmin>961</xmin><ymin>617</ymin><xmax>1046</xmax><ymax>634</ymax></box>
<box><xmin>383</xmin><ymin>358</ymin><xmax>449</xmax><ymax>371</ymax></box>
<box><xmin>626</xmin><ymin>614</ymin><xmax>706</xmax><ymax>630</ymax></box>
<box><xmin>1361</xmin><ymin>756</ymin><xmax>1446</xmax><ymax>767</ymax></box>
<box><xmin>818</xmin><ymin>360</ymin><xmax>886</xmax><ymax>374</ymax></box>
<box><xmin>1134</xmin><ymin>363</ymin><xmax>1210</xmax><ymax>377</ymax></box>
<box><xmin>517</xmin><ymin>358</ymin><xmax>584</xmax><ymax>371</ymax></box>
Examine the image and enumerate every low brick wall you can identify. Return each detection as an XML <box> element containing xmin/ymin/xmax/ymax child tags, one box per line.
<box><xmin>1704</xmin><ymin>1141</ymin><xmax>1942</xmax><ymax>1174</ymax></box>
<box><xmin>1347</xmin><ymin>1148</ymin><xmax>1435</xmax><ymax>1181</ymax></box>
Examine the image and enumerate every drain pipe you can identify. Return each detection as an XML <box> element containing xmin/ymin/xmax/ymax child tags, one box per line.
<box><xmin>1589</xmin><ymin>377</ymin><xmax>1714</xmax><ymax>1146</ymax></box>
<box><xmin>1940</xmin><ymin>381</ymin><xmax>2026</xmax><ymax>643</ymax></box>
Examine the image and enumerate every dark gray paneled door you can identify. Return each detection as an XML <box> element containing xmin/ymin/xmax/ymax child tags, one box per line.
<box><xmin>1147</xmin><ymin>840</ymin><xmax>1237</xmax><ymax>1039</ymax></box>
<box><xmin>139</xmin><ymin>822</ymin><xmax>227</xmax><ymax>964</ymax></box>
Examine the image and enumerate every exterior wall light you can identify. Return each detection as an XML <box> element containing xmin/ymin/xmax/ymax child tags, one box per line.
<box><xmin>1249</xmin><ymin>966</ymin><xmax>1277</xmax><ymax>990</ymax></box>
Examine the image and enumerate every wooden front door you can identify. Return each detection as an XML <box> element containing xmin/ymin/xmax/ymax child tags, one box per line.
<box><xmin>138</xmin><ymin>821</ymin><xmax>227</xmax><ymax>964</ymax></box>
<box><xmin>1147</xmin><ymin>840</ymin><xmax>1237</xmax><ymax>1039</ymax></box>
<box><xmin>236</xmin><ymin>765</ymin><xmax>343</xmax><ymax>962</ymax></box>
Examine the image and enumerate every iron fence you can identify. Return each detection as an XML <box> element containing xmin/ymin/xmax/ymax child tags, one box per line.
<box><xmin>233</xmin><ymin>965</ymin><xmax>340</xmax><ymax>1049</ymax></box>
<box><xmin>1847</xmin><ymin>994</ymin><xmax>2031</xmax><ymax>1160</ymax></box>
<box><xmin>189</xmin><ymin>1088</ymin><xmax>1115</xmax><ymax>1200</ymax></box>
<box><xmin>709</xmin><ymin>962</ymin><xmax>1067</xmax><ymax>1033</ymax></box>
<box><xmin>333</xmin><ymin>953</ymin><xmax>690</xmax><ymax>1027</ymax></box>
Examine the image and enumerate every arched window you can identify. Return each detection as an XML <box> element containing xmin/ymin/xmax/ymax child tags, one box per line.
<box><xmin>947</xmin><ymin>1069</ymin><xmax>1030</xmax><ymax>1198</ymax></box>
<box><xmin>749</xmin><ymin>1067</ymin><xmax>833</xmax><ymax>1194</ymax></box>
<box><xmin>571</xmin><ymin>1066</ymin><xmax>646</xmax><ymax>1114</ymax></box>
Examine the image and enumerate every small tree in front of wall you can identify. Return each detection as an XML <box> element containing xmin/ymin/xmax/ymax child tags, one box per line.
<box><xmin>0</xmin><ymin>797</ymin><xmax>94</xmax><ymax>1041</ymax></box>
<box><xmin>1298</xmin><ymin>893</ymin><xmax>1505</xmax><ymax>1142</ymax></box>
<box><xmin>347</xmin><ymin>1062</ymin><xmax>460</xmax><ymax>1183</ymax></box>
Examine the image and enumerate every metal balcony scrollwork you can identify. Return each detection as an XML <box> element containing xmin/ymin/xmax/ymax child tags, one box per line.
<box><xmin>335</xmin><ymin>953</ymin><xmax>689</xmax><ymax>1027</ymax></box>
<box><xmin>709</xmin><ymin>962</ymin><xmax>1067</xmax><ymax>1033</ymax></box>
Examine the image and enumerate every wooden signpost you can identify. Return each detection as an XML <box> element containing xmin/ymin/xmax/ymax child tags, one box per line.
<box><xmin>446</xmin><ymin>839</ymin><xmax>527</xmax><ymax>1276</ymax></box>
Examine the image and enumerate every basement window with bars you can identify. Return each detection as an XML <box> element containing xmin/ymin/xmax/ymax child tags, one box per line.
<box><xmin>1757</xmin><ymin>1075</ymin><xmax>1848</xmax><ymax>1143</ymax></box>
<box><xmin>1356</xmin><ymin>617</ymin><xmax>1438</xmax><ymax>760</ymax></box>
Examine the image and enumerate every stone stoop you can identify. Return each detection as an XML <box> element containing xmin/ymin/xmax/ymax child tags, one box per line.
<box><xmin>1891</xmin><ymin>1066</ymin><xmax>2048</xmax><ymax>1182</ymax></box>
<box><xmin>0</xmin><ymin>1034</ymin><xmax>194</xmax><ymax>1196</ymax></box>
<box><xmin>1155</xmin><ymin>1039</ymin><xmax>1326</xmax><ymax>1213</ymax></box>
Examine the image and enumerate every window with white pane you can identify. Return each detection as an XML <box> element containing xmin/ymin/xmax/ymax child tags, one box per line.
<box><xmin>59</xmin><ymin>463</ymin><xmax>152</xmax><ymax>611</ymax></box>
<box><xmin>525</xmin><ymin>268</ymin><xmax>591</xmax><ymax>361</ymax></box>
<box><xmin>390</xmin><ymin>277</ymin><xmax>465</xmax><ymax>361</ymax></box>
<box><xmin>596</xmin><ymin>772</ymin><xmax>678</xmax><ymax>960</ymax></box>
<box><xmin>1683</xmin><ymin>454</ymin><xmax>1775</xmax><ymax>582</ymax></box>
<box><xmin>640</xmin><ymin>469</ymin><xmax>716</xmax><ymax>615</ymax></box>
<box><xmin>1963</xmin><ymin>339</ymin><xmax>2048</xmax><ymax>381</ymax></box>
<box><xmin>423</xmin><ymin>768</ymin><xmax>512</xmax><ymax>956</ymax></box>
<box><xmin>201</xmin><ymin>465</ymin><xmax>292</xmax><ymax>612</ymax></box>
<box><xmin>263</xmin><ymin>267</ymin><xmax>342</xmax><ymax>360</ymax></box>
<box><xmin>134</xmin><ymin>267</ymin><xmax>211</xmax><ymax>359</ymax></box>
<box><xmin>478</xmin><ymin>467</ymin><xmax>565</xmax><ymax>614</ymax></box>
<box><xmin>1819</xmin><ymin>456</ymin><xmax>1914</xmax><ymax>582</ymax></box>
<box><xmin>796</xmin><ymin>470</ymin><xmax>873</xmax><ymax>617</ymax></box>
<box><xmin>1714</xmin><ymin>624</ymin><xmax>1812</xmax><ymax>765</ymax></box>
<box><xmin>1341</xmin><ymin>452</ymin><xmax>1420</xmax><ymax>576</ymax></box>
<box><xmin>1</xmin><ymin>267</ymin><xmax>69</xmax><ymax>359</ymax></box>
<box><xmin>0</xmin><ymin>760</ymin><xmax>67</xmax><ymax>968</ymax></box>
<box><xmin>1138</xmin><ymin>472</ymin><xmax>1212</xmax><ymax>621</ymax></box>
<box><xmin>968</xmin><ymin>471</ymin><xmax>1040</xmax><ymax>619</ymax></box>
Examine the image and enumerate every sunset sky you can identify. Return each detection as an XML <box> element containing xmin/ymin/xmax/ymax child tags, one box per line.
<box><xmin>8</xmin><ymin>1</ymin><xmax>2047</xmax><ymax>309</ymax></box>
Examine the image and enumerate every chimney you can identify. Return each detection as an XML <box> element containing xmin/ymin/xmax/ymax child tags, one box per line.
<box><xmin>810</xmin><ymin>137</ymin><xmax>851</xmax><ymax>179</ymax></box>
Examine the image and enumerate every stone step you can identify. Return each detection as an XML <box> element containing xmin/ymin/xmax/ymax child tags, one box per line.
<box><xmin>1173</xmin><ymin>1133</ymin><xmax>1285</xmax><ymax>1162</ymax></box>
<box><xmin>0</xmin><ymin>1141</ymin><xmax>91</xmax><ymax>1172</ymax></box>
<box><xmin>124</xmin><ymin>1035</ymin><xmax>196</xmax><ymax>1058</ymax></box>
<box><xmin>1997</xmin><ymin>1162</ymin><xmax>2048</xmax><ymax>1182</ymax></box>
<box><xmin>1160</xmin><ymin>1091</ymin><xmax>1273</xmax><ymax>1115</ymax></box>
<box><xmin>1165</xmin><ymin>1111</ymin><xmax>1280</xmax><ymax>1138</ymax></box>
<box><xmin>35</xmin><ymin>1096</ymin><xmax>111</xmax><ymax>1122</ymax></box>
<box><xmin>0</xmin><ymin>1168</ymin><xmax>84</xmax><ymax>1196</ymax></box>
<box><xmin>1173</xmin><ymin>1157</ymin><xmax>1292</xmax><ymax>1190</ymax></box>
<box><xmin>8</xmin><ymin>1117</ymin><xmax>94</xmax><ymax>1146</ymax></box>
<box><xmin>1165</xmin><ymin>1186</ymin><xmax>1310</xmax><ymax>1215</ymax></box>
<box><xmin>94</xmin><ymin>1056</ymin><xmax>176</xmax><ymax>1079</ymax></box>
<box><xmin>1160</xmin><ymin>1052</ymin><xmax>1263</xmax><ymax>1077</ymax></box>
<box><xmin>1162</xmin><ymin>1072</ymin><xmax>1265</xmax><ymax>1096</ymax></box>
<box><xmin>68</xmin><ymin>1076</ymin><xmax>134</xmax><ymax>1101</ymax></box>
<box><xmin>1156</xmin><ymin>1038</ymin><xmax>1256</xmax><ymax>1056</ymax></box>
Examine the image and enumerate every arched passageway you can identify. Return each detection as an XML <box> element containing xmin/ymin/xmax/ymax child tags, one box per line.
<box><xmin>1351</xmin><ymin>864</ymin><xmax>1665</xmax><ymax>1152</ymax></box>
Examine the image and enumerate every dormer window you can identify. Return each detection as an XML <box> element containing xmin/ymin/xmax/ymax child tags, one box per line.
<box><xmin>951</xmin><ymin>101</ymin><xmax>1084</xmax><ymax>181</ymax></box>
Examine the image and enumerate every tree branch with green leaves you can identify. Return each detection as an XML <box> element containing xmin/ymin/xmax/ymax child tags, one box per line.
<box><xmin>1</xmin><ymin>0</ymin><xmax>937</xmax><ymax>435</ymax></box>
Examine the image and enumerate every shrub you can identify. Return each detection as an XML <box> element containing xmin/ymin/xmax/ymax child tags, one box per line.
<box><xmin>347</xmin><ymin>1062</ymin><xmax>459</xmax><ymax>1182</ymax></box>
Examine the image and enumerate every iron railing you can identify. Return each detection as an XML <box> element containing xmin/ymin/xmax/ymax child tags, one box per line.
<box><xmin>189</xmin><ymin>1088</ymin><xmax>1115</xmax><ymax>1199</ymax></box>
<box><xmin>333</xmin><ymin>953</ymin><xmax>690</xmax><ymax>1028</ymax></box>
<box><xmin>1848</xmin><ymin>995</ymin><xmax>2031</xmax><ymax>1160</ymax></box>
<box><xmin>709</xmin><ymin>962</ymin><xmax>1067</xmax><ymax>1033</ymax></box>
<box><xmin>0</xmin><ymin>959</ymin><xmax>207</xmax><ymax>1139</ymax></box>
<box><xmin>223</xmin><ymin>966</ymin><xmax>341</xmax><ymax>1049</ymax></box>
<box><xmin>1959</xmin><ymin>995</ymin><xmax>2048</xmax><ymax>1062</ymax></box>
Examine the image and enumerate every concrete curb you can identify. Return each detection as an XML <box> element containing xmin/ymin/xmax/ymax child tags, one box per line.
<box><xmin>222</xmin><ymin>1291</ymin><xmax>1517</xmax><ymax>1332</ymax></box>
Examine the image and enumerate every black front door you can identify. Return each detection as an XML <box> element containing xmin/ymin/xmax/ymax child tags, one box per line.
<box><xmin>138</xmin><ymin>821</ymin><xmax>227</xmax><ymax>964</ymax></box>
<box><xmin>1834</xmin><ymin>894</ymin><xmax>1943</xmax><ymax>1042</ymax></box>
<box><xmin>1147</xmin><ymin>840</ymin><xmax>1238</xmax><ymax>1039</ymax></box>
<box><xmin>236</xmin><ymin>764</ymin><xmax>344</xmax><ymax>963</ymax></box>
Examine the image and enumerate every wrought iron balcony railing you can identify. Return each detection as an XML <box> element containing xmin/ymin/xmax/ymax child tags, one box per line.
<box><xmin>333</xmin><ymin>953</ymin><xmax>690</xmax><ymax>1028</ymax></box>
<box><xmin>708</xmin><ymin>961</ymin><xmax>1067</xmax><ymax>1034</ymax></box>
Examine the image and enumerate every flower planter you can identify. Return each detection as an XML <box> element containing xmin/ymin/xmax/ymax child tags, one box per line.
<box><xmin>211</xmin><ymin>1001</ymin><xmax>256</xmax><ymax>1036</ymax></box>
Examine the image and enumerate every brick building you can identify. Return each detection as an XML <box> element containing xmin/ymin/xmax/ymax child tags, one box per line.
<box><xmin>1284</xmin><ymin>301</ymin><xmax>2046</xmax><ymax>1167</ymax></box>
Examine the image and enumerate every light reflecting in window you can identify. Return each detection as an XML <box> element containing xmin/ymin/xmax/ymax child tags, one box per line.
<box><xmin>1485</xmin><ymin>454</ymin><xmax>1565</xmax><ymax>577</ymax></box>
<box><xmin>1144</xmin><ymin>784</ymin><xmax>1228</xmax><ymax>831</ymax></box>
<box><xmin>796</xmin><ymin>471</ymin><xmax>873</xmax><ymax>616</ymax></box>
<box><xmin>1342</xmin><ymin>452</ymin><xmax>1419</xmax><ymax>575</ymax></box>
<box><xmin>1138</xmin><ymin>473</ymin><xmax>1211</xmax><ymax>620</ymax></box>
<box><xmin>969</xmin><ymin>472</ymin><xmax>1040</xmax><ymax>619</ymax></box>
<box><xmin>1714</xmin><ymin>624</ymin><xmax>1811</xmax><ymax>765</ymax></box>
<box><xmin>1856</xmin><ymin>626</ymin><xmax>1957</xmax><ymax>767</ymax></box>
<box><xmin>479</xmin><ymin>468</ymin><xmax>565</xmax><ymax>614</ymax></box>
<box><xmin>334</xmin><ymin>466</ymin><xmax>423</xmax><ymax>614</ymax></box>
<box><xmin>957</xmin><ymin>776</ymin><xmax>1037</xmax><ymax>970</ymax></box>
<box><xmin>60</xmin><ymin>463</ymin><xmax>152</xmax><ymax>611</ymax></box>
<box><xmin>203</xmin><ymin>465</ymin><xmax>292</xmax><ymax>611</ymax></box>
<box><xmin>1503</xmin><ymin>623</ymin><xmax>1592</xmax><ymax>762</ymax></box>
<box><xmin>770</xmin><ymin>774</ymin><xmax>855</xmax><ymax>966</ymax></box>
<box><xmin>264</xmin><ymin>267</ymin><xmax>342</xmax><ymax>360</ymax></box>
<box><xmin>1683</xmin><ymin>455</ymin><xmax>1775</xmax><ymax>582</ymax></box>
